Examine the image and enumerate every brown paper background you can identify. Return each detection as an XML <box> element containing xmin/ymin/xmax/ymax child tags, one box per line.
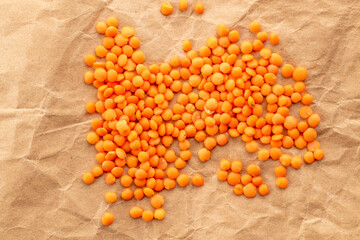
<box><xmin>1</xmin><ymin>0</ymin><xmax>360</xmax><ymax>239</ymax></box>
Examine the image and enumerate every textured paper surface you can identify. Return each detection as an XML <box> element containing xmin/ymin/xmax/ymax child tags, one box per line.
<box><xmin>1</xmin><ymin>0</ymin><xmax>360</xmax><ymax>239</ymax></box>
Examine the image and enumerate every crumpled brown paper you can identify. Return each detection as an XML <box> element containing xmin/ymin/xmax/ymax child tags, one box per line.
<box><xmin>1</xmin><ymin>0</ymin><xmax>360</xmax><ymax>239</ymax></box>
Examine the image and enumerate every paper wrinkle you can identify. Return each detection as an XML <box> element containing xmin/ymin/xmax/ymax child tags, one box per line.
<box><xmin>37</xmin><ymin>120</ymin><xmax>92</xmax><ymax>137</ymax></box>
<box><xmin>1</xmin><ymin>0</ymin><xmax>360</xmax><ymax>239</ymax></box>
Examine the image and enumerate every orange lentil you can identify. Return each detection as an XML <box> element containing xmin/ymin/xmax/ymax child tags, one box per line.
<box><xmin>249</xmin><ymin>20</ymin><xmax>261</xmax><ymax>33</ymax></box>
<box><xmin>284</xmin><ymin>116</ymin><xmax>298</xmax><ymax>129</ymax></box>
<box><xmin>307</xmin><ymin>140</ymin><xmax>320</xmax><ymax>152</ymax></box>
<box><xmin>82</xmin><ymin>172</ymin><xmax>94</xmax><ymax>184</ymax></box>
<box><xmin>134</xmin><ymin>188</ymin><xmax>145</xmax><ymax>200</ymax></box>
<box><xmin>252</xmin><ymin>39</ymin><xmax>264</xmax><ymax>52</ymax></box>
<box><xmin>260</xmin><ymin>48</ymin><xmax>272</xmax><ymax>60</ymax></box>
<box><xmin>102</xmin><ymin>212</ymin><xmax>114</xmax><ymax>225</ymax></box>
<box><xmin>274</xmin><ymin>166</ymin><xmax>286</xmax><ymax>177</ymax></box>
<box><xmin>227</xmin><ymin>172</ymin><xmax>241</xmax><ymax>186</ymax></box>
<box><xmin>293</xmin><ymin>67</ymin><xmax>307</xmax><ymax>81</ymax></box>
<box><xmin>257</xmin><ymin>184</ymin><xmax>269</xmax><ymax>196</ymax></box>
<box><xmin>179</xmin><ymin>0</ymin><xmax>188</xmax><ymax>11</ymax></box>
<box><xmin>276</xmin><ymin>177</ymin><xmax>288</xmax><ymax>189</ymax></box>
<box><xmin>194</xmin><ymin>2</ymin><xmax>204</xmax><ymax>14</ymax></box>
<box><xmin>291</xmin><ymin>156</ymin><xmax>303</xmax><ymax>169</ymax></box>
<box><xmin>296</xmin><ymin>121</ymin><xmax>308</xmax><ymax>133</ymax></box>
<box><xmin>217</xmin><ymin>170</ymin><xmax>228</xmax><ymax>181</ymax></box>
<box><xmin>144</xmin><ymin>187</ymin><xmax>155</xmax><ymax>197</ymax></box>
<box><xmin>217</xmin><ymin>24</ymin><xmax>229</xmax><ymax>37</ymax></box>
<box><xmin>92</xmin><ymin>165</ymin><xmax>104</xmax><ymax>177</ymax></box>
<box><xmin>247</xmin><ymin>164</ymin><xmax>260</xmax><ymax>177</ymax></box>
<box><xmin>245</xmin><ymin>140</ymin><xmax>258</xmax><ymax>152</ymax></box>
<box><xmin>192</xmin><ymin>174</ymin><xmax>204</xmax><ymax>187</ymax></box>
<box><xmin>86</xmin><ymin>101</ymin><xmax>96</xmax><ymax>113</ymax></box>
<box><xmin>121</xmin><ymin>188</ymin><xmax>133</xmax><ymax>200</ymax></box>
<box><xmin>257</xmin><ymin>32</ymin><xmax>268</xmax><ymax>41</ymax></box>
<box><xmin>231</xmin><ymin>160</ymin><xmax>242</xmax><ymax>173</ymax></box>
<box><xmin>314</xmin><ymin>149</ymin><xmax>324</xmax><ymax>160</ymax></box>
<box><xmin>295</xmin><ymin>135</ymin><xmax>307</xmax><ymax>149</ymax></box>
<box><xmin>302</xmin><ymin>93</ymin><xmax>313</xmax><ymax>105</ymax></box>
<box><xmin>304</xmin><ymin>151</ymin><xmax>315</xmax><ymax>164</ymax></box>
<box><xmin>130</xmin><ymin>206</ymin><xmax>143</xmax><ymax>219</ymax></box>
<box><xmin>204</xmin><ymin>137</ymin><xmax>217</xmax><ymax>150</ymax></box>
<box><xmin>177</xmin><ymin>174</ymin><xmax>190</xmax><ymax>187</ymax></box>
<box><xmin>154</xmin><ymin>208</ymin><xmax>166</xmax><ymax>220</ymax></box>
<box><xmin>282</xmin><ymin>136</ymin><xmax>294</xmax><ymax>149</ymax></box>
<box><xmin>233</xmin><ymin>184</ymin><xmax>243</xmax><ymax>195</ymax></box>
<box><xmin>229</xmin><ymin>30</ymin><xmax>240</xmax><ymax>43</ymax></box>
<box><xmin>241</xmin><ymin>41</ymin><xmax>253</xmax><ymax>54</ymax></box>
<box><xmin>278</xmin><ymin>154</ymin><xmax>291</xmax><ymax>167</ymax></box>
<box><xmin>105</xmin><ymin>192</ymin><xmax>117</xmax><ymax>203</ymax></box>
<box><xmin>269</xmin><ymin>147</ymin><xmax>281</xmax><ymax>160</ymax></box>
<box><xmin>269</xmin><ymin>33</ymin><xmax>280</xmax><ymax>45</ymax></box>
<box><xmin>129</xmin><ymin>37</ymin><xmax>140</xmax><ymax>49</ymax></box>
<box><xmin>281</xmin><ymin>64</ymin><xmax>294</xmax><ymax>78</ymax></box>
<box><xmin>85</xmin><ymin>54</ymin><xmax>96</xmax><ymax>67</ymax></box>
<box><xmin>300</xmin><ymin>106</ymin><xmax>313</xmax><ymax>119</ymax></box>
<box><xmin>106</xmin><ymin>16</ymin><xmax>118</xmax><ymax>27</ymax></box>
<box><xmin>151</xmin><ymin>194</ymin><xmax>164</xmax><ymax>208</ymax></box>
<box><xmin>251</xmin><ymin>176</ymin><xmax>262</xmax><ymax>187</ymax></box>
<box><xmin>95</xmin><ymin>46</ymin><xmax>108</xmax><ymax>58</ymax></box>
<box><xmin>87</xmin><ymin>132</ymin><xmax>100</xmax><ymax>144</ymax></box>
<box><xmin>84</xmin><ymin>71</ymin><xmax>94</xmax><ymax>85</ymax></box>
<box><xmin>161</xmin><ymin>2</ymin><xmax>173</xmax><ymax>16</ymax></box>
<box><xmin>243</xmin><ymin>183</ymin><xmax>257</xmax><ymax>198</ymax></box>
<box><xmin>240</xmin><ymin>174</ymin><xmax>252</xmax><ymax>186</ymax></box>
<box><xmin>166</xmin><ymin>167</ymin><xmax>179</xmax><ymax>179</ymax></box>
<box><xmin>183</xmin><ymin>40</ymin><xmax>192</xmax><ymax>52</ymax></box>
<box><xmin>105</xmin><ymin>26</ymin><xmax>118</xmax><ymax>38</ymax></box>
<box><xmin>198</xmin><ymin>148</ymin><xmax>211</xmax><ymax>161</ymax></box>
<box><xmin>96</xmin><ymin>22</ymin><xmax>107</xmax><ymax>34</ymax></box>
<box><xmin>120</xmin><ymin>174</ymin><xmax>133</xmax><ymax>187</ymax></box>
<box><xmin>219</xmin><ymin>159</ymin><xmax>231</xmax><ymax>170</ymax></box>
<box><xmin>164</xmin><ymin>178</ymin><xmax>176</xmax><ymax>190</ymax></box>
<box><xmin>142</xmin><ymin>210</ymin><xmax>154</xmax><ymax>222</ymax></box>
<box><xmin>303</xmin><ymin>128</ymin><xmax>317</xmax><ymax>142</ymax></box>
<box><xmin>308</xmin><ymin>113</ymin><xmax>320</xmax><ymax>127</ymax></box>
